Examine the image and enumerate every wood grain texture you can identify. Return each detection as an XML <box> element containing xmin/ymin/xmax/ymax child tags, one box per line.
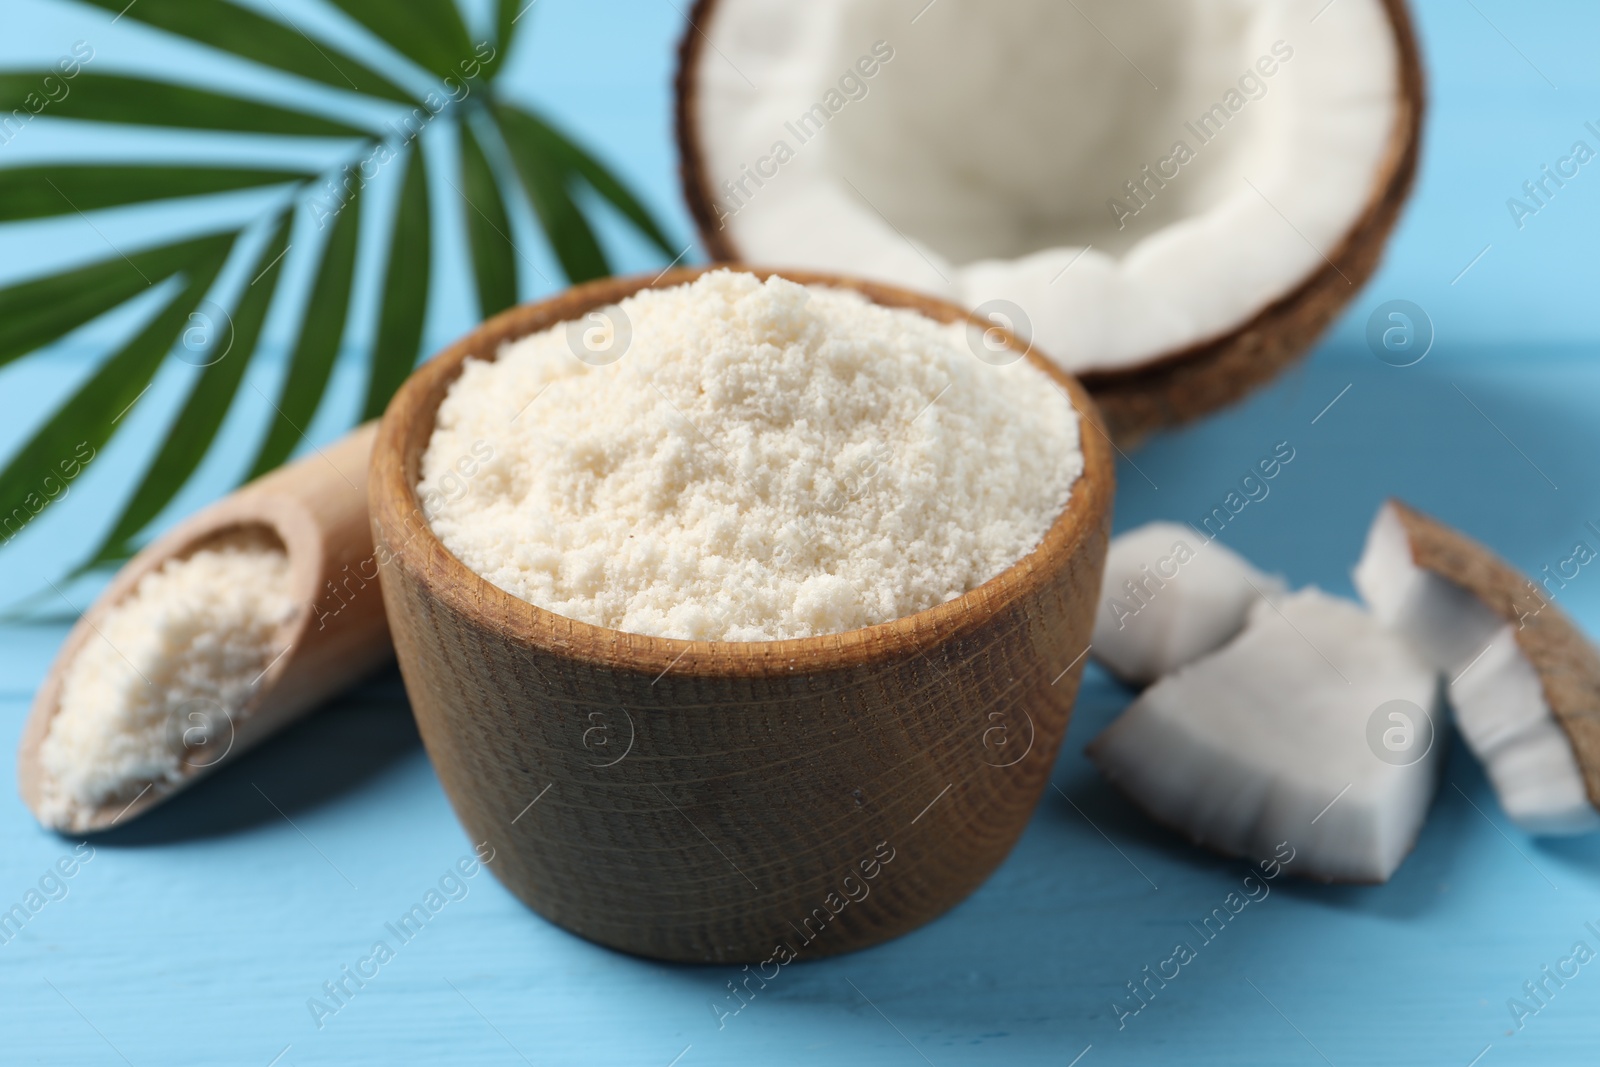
<box><xmin>17</xmin><ymin>423</ymin><xmax>393</xmax><ymax>832</ymax></box>
<box><xmin>1390</xmin><ymin>499</ymin><xmax>1600</xmax><ymax>810</ymax></box>
<box><xmin>673</xmin><ymin>0</ymin><xmax>1426</xmax><ymax>444</ymax></box>
<box><xmin>370</xmin><ymin>267</ymin><xmax>1115</xmax><ymax>963</ymax></box>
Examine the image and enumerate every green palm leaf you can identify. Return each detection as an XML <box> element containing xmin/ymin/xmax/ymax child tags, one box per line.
<box><xmin>494</xmin><ymin>109</ymin><xmax>608</xmax><ymax>283</ymax></box>
<box><xmin>0</xmin><ymin>232</ymin><xmax>243</xmax><ymax>369</ymax></box>
<box><xmin>459</xmin><ymin>121</ymin><xmax>520</xmax><ymax>318</ymax></box>
<box><xmin>246</xmin><ymin>175</ymin><xmax>364</xmax><ymax>480</ymax></box>
<box><xmin>74</xmin><ymin>0</ymin><xmax>418</xmax><ymax>104</ymax></box>
<box><xmin>483</xmin><ymin>0</ymin><xmax>524</xmax><ymax>80</ymax></box>
<box><xmin>496</xmin><ymin>103</ymin><xmax>677</xmax><ymax>258</ymax></box>
<box><xmin>0</xmin><ymin>164</ymin><xmax>310</xmax><ymax>222</ymax></box>
<box><xmin>0</xmin><ymin>73</ymin><xmax>374</xmax><ymax>138</ymax></box>
<box><xmin>0</xmin><ymin>233</ymin><xmax>235</xmax><ymax>542</ymax></box>
<box><xmin>0</xmin><ymin>0</ymin><xmax>680</xmax><ymax>587</ymax></box>
<box><xmin>324</xmin><ymin>0</ymin><xmax>478</xmax><ymax>82</ymax></box>
<box><xmin>83</xmin><ymin>215</ymin><xmax>294</xmax><ymax>567</ymax></box>
<box><xmin>363</xmin><ymin>145</ymin><xmax>432</xmax><ymax>420</ymax></box>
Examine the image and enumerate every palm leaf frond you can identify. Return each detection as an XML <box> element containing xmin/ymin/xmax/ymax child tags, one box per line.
<box><xmin>496</xmin><ymin>102</ymin><xmax>679</xmax><ymax>259</ymax></box>
<box><xmin>324</xmin><ymin>0</ymin><xmax>478</xmax><ymax>82</ymax></box>
<box><xmin>494</xmin><ymin>108</ymin><xmax>608</xmax><ymax>283</ymax></box>
<box><xmin>483</xmin><ymin>0</ymin><xmax>525</xmax><ymax>80</ymax></box>
<box><xmin>0</xmin><ymin>73</ymin><xmax>375</xmax><ymax>138</ymax></box>
<box><xmin>84</xmin><ymin>215</ymin><xmax>295</xmax><ymax>567</ymax></box>
<box><xmin>0</xmin><ymin>164</ymin><xmax>311</xmax><ymax>222</ymax></box>
<box><xmin>0</xmin><ymin>232</ymin><xmax>239</xmax><ymax>369</ymax></box>
<box><xmin>0</xmin><ymin>233</ymin><xmax>236</xmax><ymax>536</ymax></box>
<box><xmin>74</xmin><ymin>0</ymin><xmax>418</xmax><ymax>104</ymax></box>
<box><xmin>363</xmin><ymin>145</ymin><xmax>433</xmax><ymax>421</ymax></box>
<box><xmin>459</xmin><ymin>120</ymin><xmax>520</xmax><ymax>318</ymax></box>
<box><xmin>0</xmin><ymin>0</ymin><xmax>682</xmax><ymax>588</ymax></box>
<box><xmin>246</xmin><ymin>175</ymin><xmax>365</xmax><ymax>480</ymax></box>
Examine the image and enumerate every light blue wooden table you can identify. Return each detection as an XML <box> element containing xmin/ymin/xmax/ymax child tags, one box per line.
<box><xmin>3</xmin><ymin>1</ymin><xmax>1599</xmax><ymax>1063</ymax></box>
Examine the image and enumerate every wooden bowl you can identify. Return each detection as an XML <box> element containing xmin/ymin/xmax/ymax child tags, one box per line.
<box><xmin>369</xmin><ymin>267</ymin><xmax>1115</xmax><ymax>963</ymax></box>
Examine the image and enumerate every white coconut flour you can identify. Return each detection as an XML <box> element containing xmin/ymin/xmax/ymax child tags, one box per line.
<box><xmin>420</xmin><ymin>270</ymin><xmax>1082</xmax><ymax>641</ymax></box>
<box><xmin>37</xmin><ymin>534</ymin><xmax>296</xmax><ymax>830</ymax></box>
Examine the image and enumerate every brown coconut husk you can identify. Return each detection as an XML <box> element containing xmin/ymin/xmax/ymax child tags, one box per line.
<box><xmin>1389</xmin><ymin>500</ymin><xmax>1600</xmax><ymax>810</ymax></box>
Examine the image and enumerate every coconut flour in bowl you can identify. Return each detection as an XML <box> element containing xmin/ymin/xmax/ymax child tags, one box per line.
<box><xmin>418</xmin><ymin>269</ymin><xmax>1082</xmax><ymax>641</ymax></box>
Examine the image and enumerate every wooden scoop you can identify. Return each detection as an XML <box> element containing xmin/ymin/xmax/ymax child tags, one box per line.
<box><xmin>17</xmin><ymin>423</ymin><xmax>391</xmax><ymax>833</ymax></box>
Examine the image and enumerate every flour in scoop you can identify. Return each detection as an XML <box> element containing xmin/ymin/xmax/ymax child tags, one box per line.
<box><xmin>419</xmin><ymin>270</ymin><xmax>1082</xmax><ymax>641</ymax></box>
<box><xmin>37</xmin><ymin>534</ymin><xmax>296</xmax><ymax>830</ymax></box>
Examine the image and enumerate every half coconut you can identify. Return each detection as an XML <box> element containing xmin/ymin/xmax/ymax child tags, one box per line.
<box><xmin>677</xmin><ymin>0</ymin><xmax>1424</xmax><ymax>440</ymax></box>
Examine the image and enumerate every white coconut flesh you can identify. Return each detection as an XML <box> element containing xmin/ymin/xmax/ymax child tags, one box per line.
<box><xmin>1091</xmin><ymin>521</ymin><xmax>1285</xmax><ymax>686</ymax></box>
<box><xmin>689</xmin><ymin>0</ymin><xmax>1402</xmax><ymax>371</ymax></box>
<box><xmin>1354</xmin><ymin>503</ymin><xmax>1600</xmax><ymax>835</ymax></box>
<box><xmin>1088</xmin><ymin>589</ymin><xmax>1442</xmax><ymax>883</ymax></box>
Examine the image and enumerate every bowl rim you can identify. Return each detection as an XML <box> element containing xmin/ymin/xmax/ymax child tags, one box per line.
<box><xmin>370</xmin><ymin>265</ymin><xmax>1115</xmax><ymax>678</ymax></box>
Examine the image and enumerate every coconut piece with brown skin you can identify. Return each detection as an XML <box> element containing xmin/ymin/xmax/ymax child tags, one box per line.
<box><xmin>1354</xmin><ymin>500</ymin><xmax>1600</xmax><ymax>835</ymax></box>
<box><xmin>675</xmin><ymin>0</ymin><xmax>1425</xmax><ymax>442</ymax></box>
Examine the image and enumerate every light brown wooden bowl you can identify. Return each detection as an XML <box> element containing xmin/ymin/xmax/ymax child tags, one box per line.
<box><xmin>370</xmin><ymin>267</ymin><xmax>1114</xmax><ymax>963</ymax></box>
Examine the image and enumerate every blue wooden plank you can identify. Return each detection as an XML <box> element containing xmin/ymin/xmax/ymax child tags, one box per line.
<box><xmin>2</xmin><ymin>0</ymin><xmax>1600</xmax><ymax>1064</ymax></box>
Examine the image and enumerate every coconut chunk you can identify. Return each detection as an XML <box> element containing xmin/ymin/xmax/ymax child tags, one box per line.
<box><xmin>1091</xmin><ymin>522</ymin><xmax>1284</xmax><ymax>686</ymax></box>
<box><xmin>1353</xmin><ymin>502</ymin><xmax>1505</xmax><ymax>672</ymax></box>
<box><xmin>1353</xmin><ymin>500</ymin><xmax>1600</xmax><ymax>835</ymax></box>
<box><xmin>1088</xmin><ymin>589</ymin><xmax>1442</xmax><ymax>882</ymax></box>
<box><xmin>1454</xmin><ymin>628</ymin><xmax>1600</xmax><ymax>834</ymax></box>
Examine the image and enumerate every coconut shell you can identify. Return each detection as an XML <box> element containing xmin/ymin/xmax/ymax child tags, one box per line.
<box><xmin>674</xmin><ymin>0</ymin><xmax>1426</xmax><ymax>444</ymax></box>
<box><xmin>1387</xmin><ymin>500</ymin><xmax>1600</xmax><ymax>810</ymax></box>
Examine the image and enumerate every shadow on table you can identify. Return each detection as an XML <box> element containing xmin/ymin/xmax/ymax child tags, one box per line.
<box><xmin>1050</xmin><ymin>670</ymin><xmax>1472</xmax><ymax>920</ymax></box>
<box><xmin>87</xmin><ymin>664</ymin><xmax>421</xmax><ymax>846</ymax></box>
<box><xmin>1534</xmin><ymin>829</ymin><xmax>1600</xmax><ymax>872</ymax></box>
<box><xmin>643</xmin><ymin>661</ymin><xmax>1484</xmax><ymax>1040</ymax></box>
